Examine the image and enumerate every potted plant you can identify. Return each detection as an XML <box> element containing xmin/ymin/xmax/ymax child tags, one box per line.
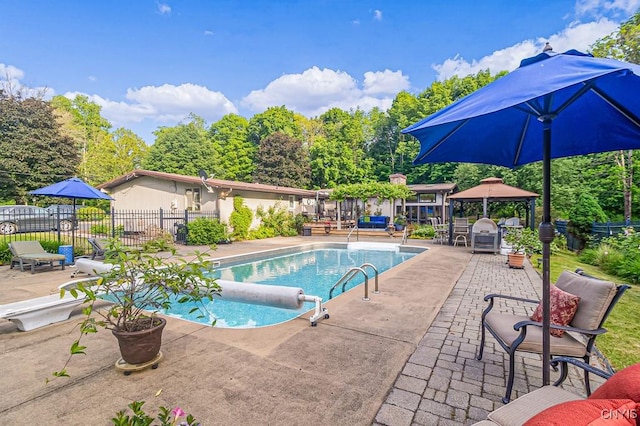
<box><xmin>55</xmin><ymin>239</ymin><xmax>220</xmax><ymax>376</ymax></box>
<box><xmin>394</xmin><ymin>214</ymin><xmax>407</xmax><ymax>231</ymax></box>
<box><xmin>503</xmin><ymin>227</ymin><xmax>540</xmax><ymax>269</ymax></box>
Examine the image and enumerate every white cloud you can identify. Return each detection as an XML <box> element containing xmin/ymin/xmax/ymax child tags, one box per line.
<box><xmin>204</xmin><ymin>30</ymin><xmax>214</xmax><ymax>36</ymax></box>
<box><xmin>433</xmin><ymin>18</ymin><xmax>620</xmax><ymax>80</ymax></box>
<box><xmin>363</xmin><ymin>70</ymin><xmax>410</xmax><ymax>95</ymax></box>
<box><xmin>64</xmin><ymin>83</ymin><xmax>237</xmax><ymax>127</ymax></box>
<box><xmin>241</xmin><ymin>66</ymin><xmax>409</xmax><ymax>117</ymax></box>
<box><xmin>156</xmin><ymin>2</ymin><xmax>171</xmax><ymax>15</ymax></box>
<box><xmin>0</xmin><ymin>63</ymin><xmax>51</xmax><ymax>98</ymax></box>
<box><xmin>373</xmin><ymin>10</ymin><xmax>383</xmax><ymax>21</ymax></box>
<box><xmin>575</xmin><ymin>0</ymin><xmax>640</xmax><ymax>16</ymax></box>
<box><xmin>0</xmin><ymin>63</ymin><xmax>24</xmax><ymax>81</ymax></box>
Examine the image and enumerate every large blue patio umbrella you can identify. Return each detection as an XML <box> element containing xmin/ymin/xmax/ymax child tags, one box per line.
<box><xmin>403</xmin><ymin>46</ymin><xmax>640</xmax><ymax>385</ymax></box>
<box><xmin>30</xmin><ymin>177</ymin><xmax>114</xmax><ymax>260</ymax></box>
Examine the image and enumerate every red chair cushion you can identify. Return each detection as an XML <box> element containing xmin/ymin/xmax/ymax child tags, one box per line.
<box><xmin>523</xmin><ymin>399</ymin><xmax>638</xmax><ymax>425</ymax></box>
<box><xmin>589</xmin><ymin>363</ymin><xmax>640</xmax><ymax>403</ymax></box>
<box><xmin>531</xmin><ymin>285</ymin><xmax>580</xmax><ymax>337</ymax></box>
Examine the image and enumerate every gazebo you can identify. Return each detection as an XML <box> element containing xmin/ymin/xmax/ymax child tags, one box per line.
<box><xmin>446</xmin><ymin>177</ymin><xmax>538</xmax><ymax>244</ymax></box>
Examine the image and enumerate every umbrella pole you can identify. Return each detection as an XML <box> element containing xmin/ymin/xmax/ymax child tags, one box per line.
<box><xmin>72</xmin><ymin>199</ymin><xmax>76</xmax><ymax>264</ymax></box>
<box><xmin>539</xmin><ymin>119</ymin><xmax>555</xmax><ymax>386</ymax></box>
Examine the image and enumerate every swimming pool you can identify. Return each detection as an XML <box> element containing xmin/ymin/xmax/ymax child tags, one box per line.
<box><xmin>163</xmin><ymin>242</ymin><xmax>425</xmax><ymax>328</ymax></box>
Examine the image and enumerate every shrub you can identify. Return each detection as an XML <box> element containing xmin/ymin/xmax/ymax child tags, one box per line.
<box><xmin>409</xmin><ymin>225</ymin><xmax>436</xmax><ymax>239</ymax></box>
<box><xmin>142</xmin><ymin>232</ymin><xmax>175</xmax><ymax>252</ymax></box>
<box><xmin>90</xmin><ymin>223</ymin><xmax>125</xmax><ymax>236</ymax></box>
<box><xmin>567</xmin><ymin>193</ymin><xmax>607</xmax><ymax>245</ymax></box>
<box><xmin>229</xmin><ymin>196</ymin><xmax>252</xmax><ymax>240</ymax></box>
<box><xmin>77</xmin><ymin>206</ymin><xmax>106</xmax><ymax>221</ymax></box>
<box><xmin>0</xmin><ymin>241</ymin><xmax>10</xmax><ymax>264</ymax></box>
<box><xmin>254</xmin><ymin>203</ymin><xmax>299</xmax><ymax>237</ymax></box>
<box><xmin>186</xmin><ymin>217</ymin><xmax>228</xmax><ymax>245</ymax></box>
<box><xmin>292</xmin><ymin>213</ymin><xmax>306</xmax><ymax>234</ymax></box>
<box><xmin>248</xmin><ymin>226</ymin><xmax>277</xmax><ymax>240</ymax></box>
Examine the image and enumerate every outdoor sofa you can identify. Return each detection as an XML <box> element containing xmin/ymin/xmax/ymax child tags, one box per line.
<box><xmin>357</xmin><ymin>215</ymin><xmax>390</xmax><ymax>229</ymax></box>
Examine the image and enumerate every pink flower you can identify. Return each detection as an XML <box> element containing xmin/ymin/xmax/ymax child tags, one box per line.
<box><xmin>172</xmin><ymin>407</ymin><xmax>186</xmax><ymax>419</ymax></box>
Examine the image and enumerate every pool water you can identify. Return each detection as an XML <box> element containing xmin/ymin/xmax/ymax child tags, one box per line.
<box><xmin>164</xmin><ymin>246</ymin><xmax>419</xmax><ymax>328</ymax></box>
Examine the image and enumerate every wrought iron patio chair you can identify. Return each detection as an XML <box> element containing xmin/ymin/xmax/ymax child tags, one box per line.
<box><xmin>476</xmin><ymin>269</ymin><xmax>629</xmax><ymax>403</ymax></box>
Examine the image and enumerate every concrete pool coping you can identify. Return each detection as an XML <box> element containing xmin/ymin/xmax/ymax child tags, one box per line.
<box><xmin>0</xmin><ymin>236</ymin><xmax>471</xmax><ymax>424</ymax></box>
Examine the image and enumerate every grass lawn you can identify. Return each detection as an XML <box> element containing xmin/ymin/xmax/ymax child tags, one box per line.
<box><xmin>531</xmin><ymin>250</ymin><xmax>640</xmax><ymax>370</ymax></box>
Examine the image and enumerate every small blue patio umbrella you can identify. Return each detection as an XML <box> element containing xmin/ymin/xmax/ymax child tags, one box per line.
<box><xmin>403</xmin><ymin>46</ymin><xmax>640</xmax><ymax>385</ymax></box>
<box><xmin>30</xmin><ymin>177</ymin><xmax>114</xmax><ymax>260</ymax></box>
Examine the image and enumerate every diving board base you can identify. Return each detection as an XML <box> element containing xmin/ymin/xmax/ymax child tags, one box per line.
<box><xmin>0</xmin><ymin>294</ymin><xmax>84</xmax><ymax>331</ymax></box>
<box><xmin>115</xmin><ymin>351</ymin><xmax>163</xmax><ymax>375</ymax></box>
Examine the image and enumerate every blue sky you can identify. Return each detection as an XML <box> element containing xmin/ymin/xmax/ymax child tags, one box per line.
<box><xmin>1</xmin><ymin>0</ymin><xmax>638</xmax><ymax>143</ymax></box>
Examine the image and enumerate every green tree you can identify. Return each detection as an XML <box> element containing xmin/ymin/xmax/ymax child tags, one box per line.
<box><xmin>253</xmin><ymin>132</ymin><xmax>310</xmax><ymax>188</ymax></box>
<box><xmin>84</xmin><ymin>128</ymin><xmax>148</xmax><ymax>185</ymax></box>
<box><xmin>51</xmin><ymin>94</ymin><xmax>112</xmax><ymax>181</ymax></box>
<box><xmin>0</xmin><ymin>93</ymin><xmax>79</xmax><ymax>203</ymax></box>
<box><xmin>144</xmin><ymin>114</ymin><xmax>215</xmax><ymax>176</ymax></box>
<box><xmin>591</xmin><ymin>10</ymin><xmax>640</xmax><ymax>220</ymax></box>
<box><xmin>310</xmin><ymin>108</ymin><xmax>373</xmax><ymax>188</ymax></box>
<box><xmin>209</xmin><ymin>114</ymin><xmax>255</xmax><ymax>182</ymax></box>
<box><xmin>247</xmin><ymin>106</ymin><xmax>302</xmax><ymax>145</ymax></box>
<box><xmin>591</xmin><ymin>10</ymin><xmax>640</xmax><ymax>64</ymax></box>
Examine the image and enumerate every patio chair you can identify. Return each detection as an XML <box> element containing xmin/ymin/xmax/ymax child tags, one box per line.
<box><xmin>87</xmin><ymin>238</ymin><xmax>107</xmax><ymax>260</ymax></box>
<box><xmin>476</xmin><ymin>269</ymin><xmax>630</xmax><ymax>403</ymax></box>
<box><xmin>433</xmin><ymin>223</ymin><xmax>449</xmax><ymax>245</ymax></box>
<box><xmin>9</xmin><ymin>241</ymin><xmax>66</xmax><ymax>274</ymax></box>
<box><xmin>453</xmin><ymin>217</ymin><xmax>469</xmax><ymax>246</ymax></box>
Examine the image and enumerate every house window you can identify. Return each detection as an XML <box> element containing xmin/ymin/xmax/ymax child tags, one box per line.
<box><xmin>289</xmin><ymin>195</ymin><xmax>295</xmax><ymax>209</ymax></box>
<box><xmin>419</xmin><ymin>193</ymin><xmax>436</xmax><ymax>203</ymax></box>
<box><xmin>185</xmin><ymin>188</ymin><xmax>201</xmax><ymax>211</ymax></box>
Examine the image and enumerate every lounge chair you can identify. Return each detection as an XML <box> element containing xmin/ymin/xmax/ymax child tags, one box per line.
<box><xmin>87</xmin><ymin>237</ymin><xmax>107</xmax><ymax>260</ymax></box>
<box><xmin>476</xmin><ymin>269</ymin><xmax>630</xmax><ymax>403</ymax></box>
<box><xmin>9</xmin><ymin>241</ymin><xmax>66</xmax><ymax>274</ymax></box>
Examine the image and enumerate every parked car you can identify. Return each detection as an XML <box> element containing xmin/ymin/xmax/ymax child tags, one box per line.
<box><xmin>45</xmin><ymin>204</ymin><xmax>76</xmax><ymax>215</ymax></box>
<box><xmin>0</xmin><ymin>205</ymin><xmax>76</xmax><ymax>235</ymax></box>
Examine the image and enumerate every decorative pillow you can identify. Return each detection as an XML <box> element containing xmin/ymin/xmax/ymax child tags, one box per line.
<box><xmin>523</xmin><ymin>399</ymin><xmax>638</xmax><ymax>426</ymax></box>
<box><xmin>530</xmin><ymin>285</ymin><xmax>580</xmax><ymax>337</ymax></box>
<box><xmin>589</xmin><ymin>363</ymin><xmax>640</xmax><ymax>403</ymax></box>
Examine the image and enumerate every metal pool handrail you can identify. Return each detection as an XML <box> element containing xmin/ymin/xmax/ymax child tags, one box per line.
<box><xmin>328</xmin><ymin>263</ymin><xmax>379</xmax><ymax>301</ymax></box>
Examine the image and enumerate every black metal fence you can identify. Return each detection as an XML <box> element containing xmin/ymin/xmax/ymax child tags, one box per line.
<box><xmin>555</xmin><ymin>219</ymin><xmax>640</xmax><ymax>251</ymax></box>
<box><xmin>0</xmin><ymin>208</ymin><xmax>220</xmax><ymax>257</ymax></box>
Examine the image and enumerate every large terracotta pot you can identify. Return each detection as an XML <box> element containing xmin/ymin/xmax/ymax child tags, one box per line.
<box><xmin>112</xmin><ymin>317</ymin><xmax>166</xmax><ymax>365</ymax></box>
<box><xmin>508</xmin><ymin>252</ymin><xmax>526</xmax><ymax>269</ymax></box>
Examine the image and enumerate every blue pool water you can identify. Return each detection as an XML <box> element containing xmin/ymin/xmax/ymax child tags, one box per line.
<box><xmin>163</xmin><ymin>245</ymin><xmax>420</xmax><ymax>328</ymax></box>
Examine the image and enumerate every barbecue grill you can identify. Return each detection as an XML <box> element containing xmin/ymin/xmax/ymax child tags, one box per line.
<box><xmin>471</xmin><ymin>218</ymin><xmax>499</xmax><ymax>254</ymax></box>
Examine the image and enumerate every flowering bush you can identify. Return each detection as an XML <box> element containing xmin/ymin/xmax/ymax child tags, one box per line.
<box><xmin>112</xmin><ymin>401</ymin><xmax>200</xmax><ymax>426</ymax></box>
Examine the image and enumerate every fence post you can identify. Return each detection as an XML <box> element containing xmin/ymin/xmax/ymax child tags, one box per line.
<box><xmin>111</xmin><ymin>207</ymin><xmax>116</xmax><ymax>239</ymax></box>
<box><xmin>159</xmin><ymin>208</ymin><xmax>164</xmax><ymax>230</ymax></box>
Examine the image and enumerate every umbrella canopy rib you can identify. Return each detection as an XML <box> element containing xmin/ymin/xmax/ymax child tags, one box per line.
<box><xmin>414</xmin><ymin>119</ymin><xmax>469</xmax><ymax>164</ymax></box>
<box><xmin>592</xmin><ymin>86</ymin><xmax>640</xmax><ymax>128</ymax></box>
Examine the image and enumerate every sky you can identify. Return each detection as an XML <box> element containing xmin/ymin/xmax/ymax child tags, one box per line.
<box><xmin>1</xmin><ymin>0</ymin><xmax>638</xmax><ymax>144</ymax></box>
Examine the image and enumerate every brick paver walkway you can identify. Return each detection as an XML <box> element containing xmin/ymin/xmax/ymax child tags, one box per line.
<box><xmin>374</xmin><ymin>253</ymin><xmax>604</xmax><ymax>426</ymax></box>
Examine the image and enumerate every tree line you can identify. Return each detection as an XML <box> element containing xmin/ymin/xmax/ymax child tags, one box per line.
<box><xmin>1</xmin><ymin>11</ymin><xmax>638</xmax><ymax>223</ymax></box>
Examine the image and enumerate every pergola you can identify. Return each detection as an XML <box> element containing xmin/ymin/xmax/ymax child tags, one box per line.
<box><xmin>446</xmin><ymin>177</ymin><xmax>539</xmax><ymax>244</ymax></box>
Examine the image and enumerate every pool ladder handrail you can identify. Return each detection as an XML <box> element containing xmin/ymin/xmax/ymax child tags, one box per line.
<box><xmin>346</xmin><ymin>224</ymin><xmax>359</xmax><ymax>242</ymax></box>
<box><xmin>329</xmin><ymin>263</ymin><xmax>379</xmax><ymax>301</ymax></box>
